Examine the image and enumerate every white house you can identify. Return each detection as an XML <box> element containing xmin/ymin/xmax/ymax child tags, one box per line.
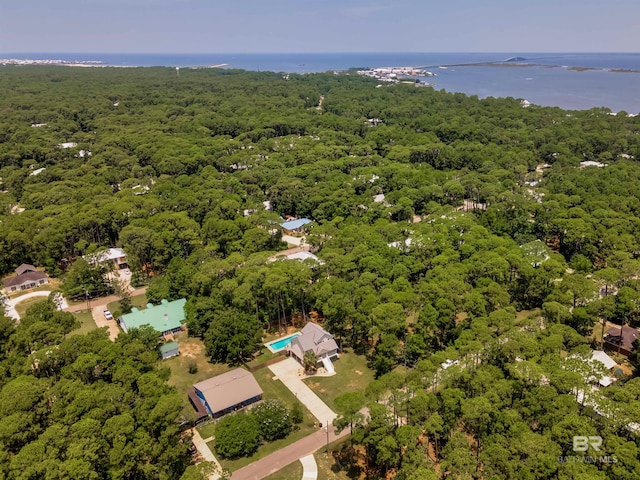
<box><xmin>287</xmin><ymin>323</ymin><xmax>339</xmax><ymax>373</ymax></box>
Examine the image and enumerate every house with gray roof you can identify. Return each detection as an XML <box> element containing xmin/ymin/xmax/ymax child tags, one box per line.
<box><xmin>287</xmin><ymin>323</ymin><xmax>339</xmax><ymax>372</ymax></box>
<box><xmin>193</xmin><ymin>368</ymin><xmax>263</xmax><ymax>418</ymax></box>
<box><xmin>3</xmin><ymin>264</ymin><xmax>49</xmax><ymax>292</ymax></box>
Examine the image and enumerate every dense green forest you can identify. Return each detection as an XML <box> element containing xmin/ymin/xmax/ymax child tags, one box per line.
<box><xmin>2</xmin><ymin>66</ymin><xmax>640</xmax><ymax>479</ymax></box>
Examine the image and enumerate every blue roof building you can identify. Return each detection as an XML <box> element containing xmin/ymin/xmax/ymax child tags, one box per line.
<box><xmin>280</xmin><ymin>218</ymin><xmax>312</xmax><ymax>233</ymax></box>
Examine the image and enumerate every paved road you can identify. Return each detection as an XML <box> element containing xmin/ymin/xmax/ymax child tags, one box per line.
<box><xmin>4</xmin><ymin>290</ymin><xmax>69</xmax><ymax>321</ymax></box>
<box><xmin>268</xmin><ymin>358</ymin><xmax>337</xmax><ymax>425</ymax></box>
<box><xmin>300</xmin><ymin>455</ymin><xmax>318</xmax><ymax>480</ymax></box>
<box><xmin>231</xmin><ymin>424</ymin><xmax>349</xmax><ymax>480</ymax></box>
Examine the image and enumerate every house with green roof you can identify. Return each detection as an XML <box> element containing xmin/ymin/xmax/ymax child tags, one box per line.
<box><xmin>119</xmin><ymin>298</ymin><xmax>187</xmax><ymax>337</ymax></box>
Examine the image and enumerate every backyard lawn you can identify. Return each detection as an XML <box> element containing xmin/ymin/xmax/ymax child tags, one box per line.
<box><xmin>164</xmin><ymin>334</ymin><xmax>231</xmax><ymax>398</ymax></box>
<box><xmin>303</xmin><ymin>350</ymin><xmax>374</xmax><ymax>410</ymax></box>
<box><xmin>69</xmin><ymin>310</ymin><xmax>98</xmax><ymax>336</ymax></box>
<box><xmin>245</xmin><ymin>347</ymin><xmax>281</xmax><ymax>369</ymax></box>
<box><xmin>263</xmin><ymin>460</ymin><xmax>302</xmax><ymax>480</ymax></box>
<box><xmin>215</xmin><ymin>367</ymin><xmax>318</xmax><ymax>472</ymax></box>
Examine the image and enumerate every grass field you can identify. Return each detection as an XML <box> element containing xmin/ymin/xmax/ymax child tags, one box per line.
<box><xmin>216</xmin><ymin>368</ymin><xmax>318</xmax><ymax>472</ymax></box>
<box><xmin>303</xmin><ymin>350</ymin><xmax>374</xmax><ymax>410</ymax></box>
<box><xmin>69</xmin><ymin>310</ymin><xmax>98</xmax><ymax>336</ymax></box>
<box><xmin>164</xmin><ymin>335</ymin><xmax>232</xmax><ymax>397</ymax></box>
<box><xmin>196</xmin><ymin>422</ymin><xmax>217</xmax><ymax>441</ymax></box>
<box><xmin>246</xmin><ymin>347</ymin><xmax>281</xmax><ymax>369</ymax></box>
<box><xmin>106</xmin><ymin>293</ymin><xmax>148</xmax><ymax>316</ymax></box>
<box><xmin>14</xmin><ymin>296</ymin><xmax>50</xmax><ymax>317</ymax></box>
<box><xmin>263</xmin><ymin>460</ymin><xmax>303</xmax><ymax>480</ymax></box>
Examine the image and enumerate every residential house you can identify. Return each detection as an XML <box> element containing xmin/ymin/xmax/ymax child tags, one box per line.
<box><xmin>280</xmin><ymin>218</ymin><xmax>312</xmax><ymax>235</ymax></box>
<box><xmin>267</xmin><ymin>246</ymin><xmax>324</xmax><ymax>265</ymax></box>
<box><xmin>287</xmin><ymin>322</ymin><xmax>339</xmax><ymax>373</ymax></box>
<box><xmin>119</xmin><ymin>298</ymin><xmax>187</xmax><ymax>337</ymax></box>
<box><xmin>192</xmin><ymin>368</ymin><xmax>263</xmax><ymax>418</ymax></box>
<box><xmin>3</xmin><ymin>264</ymin><xmax>49</xmax><ymax>292</ymax></box>
<box><xmin>604</xmin><ymin>325</ymin><xmax>639</xmax><ymax>357</ymax></box>
<box><xmin>569</xmin><ymin>350</ymin><xmax>618</xmax><ymax>387</ymax></box>
<box><xmin>85</xmin><ymin>248</ymin><xmax>128</xmax><ymax>270</ymax></box>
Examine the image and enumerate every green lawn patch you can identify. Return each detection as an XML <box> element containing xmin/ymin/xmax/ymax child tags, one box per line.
<box><xmin>69</xmin><ymin>310</ymin><xmax>98</xmax><ymax>336</ymax></box>
<box><xmin>263</xmin><ymin>459</ymin><xmax>303</xmax><ymax>480</ymax></box>
<box><xmin>302</xmin><ymin>350</ymin><xmax>374</xmax><ymax>410</ymax></box>
<box><xmin>14</xmin><ymin>297</ymin><xmax>49</xmax><ymax>318</ymax></box>
<box><xmin>196</xmin><ymin>422</ymin><xmax>217</xmax><ymax>441</ymax></box>
<box><xmin>245</xmin><ymin>347</ymin><xmax>281</xmax><ymax>369</ymax></box>
<box><xmin>217</xmin><ymin>368</ymin><xmax>318</xmax><ymax>472</ymax></box>
<box><xmin>106</xmin><ymin>293</ymin><xmax>148</xmax><ymax>317</ymax></box>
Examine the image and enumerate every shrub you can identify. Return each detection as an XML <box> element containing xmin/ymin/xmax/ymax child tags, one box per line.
<box><xmin>215</xmin><ymin>413</ymin><xmax>260</xmax><ymax>459</ymax></box>
<box><xmin>251</xmin><ymin>399</ymin><xmax>292</xmax><ymax>441</ymax></box>
<box><xmin>291</xmin><ymin>401</ymin><xmax>303</xmax><ymax>424</ymax></box>
<box><xmin>187</xmin><ymin>360</ymin><xmax>198</xmax><ymax>374</ymax></box>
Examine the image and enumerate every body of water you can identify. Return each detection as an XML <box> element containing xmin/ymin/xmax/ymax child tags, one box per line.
<box><xmin>4</xmin><ymin>52</ymin><xmax>640</xmax><ymax>112</ymax></box>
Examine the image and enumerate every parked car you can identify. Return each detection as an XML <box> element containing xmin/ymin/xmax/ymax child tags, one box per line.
<box><xmin>124</xmin><ymin>269</ymin><xmax>131</xmax><ymax>275</ymax></box>
<box><xmin>103</xmin><ymin>310</ymin><xmax>113</xmax><ymax>320</ymax></box>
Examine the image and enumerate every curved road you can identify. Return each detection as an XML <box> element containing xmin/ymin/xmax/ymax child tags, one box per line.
<box><xmin>3</xmin><ymin>291</ymin><xmax>69</xmax><ymax>321</ymax></box>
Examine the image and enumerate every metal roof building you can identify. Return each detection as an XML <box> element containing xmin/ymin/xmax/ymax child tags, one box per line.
<box><xmin>280</xmin><ymin>218</ymin><xmax>312</xmax><ymax>232</ymax></box>
<box><xmin>193</xmin><ymin>368</ymin><xmax>263</xmax><ymax>418</ymax></box>
<box><xmin>119</xmin><ymin>298</ymin><xmax>187</xmax><ymax>336</ymax></box>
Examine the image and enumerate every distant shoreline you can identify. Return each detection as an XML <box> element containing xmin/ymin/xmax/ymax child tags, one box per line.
<box><xmin>0</xmin><ymin>58</ymin><xmax>229</xmax><ymax>69</ymax></box>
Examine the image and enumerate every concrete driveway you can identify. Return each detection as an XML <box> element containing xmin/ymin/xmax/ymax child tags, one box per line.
<box><xmin>268</xmin><ymin>358</ymin><xmax>337</xmax><ymax>425</ymax></box>
<box><xmin>92</xmin><ymin>303</ymin><xmax>121</xmax><ymax>340</ymax></box>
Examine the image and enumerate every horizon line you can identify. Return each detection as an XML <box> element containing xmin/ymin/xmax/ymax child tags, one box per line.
<box><xmin>2</xmin><ymin>51</ymin><xmax>640</xmax><ymax>55</ymax></box>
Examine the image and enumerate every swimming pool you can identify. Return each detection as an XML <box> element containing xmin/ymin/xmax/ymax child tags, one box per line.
<box><xmin>266</xmin><ymin>333</ymin><xmax>300</xmax><ymax>352</ymax></box>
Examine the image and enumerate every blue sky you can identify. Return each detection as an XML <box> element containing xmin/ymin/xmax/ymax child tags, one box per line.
<box><xmin>1</xmin><ymin>0</ymin><xmax>638</xmax><ymax>53</ymax></box>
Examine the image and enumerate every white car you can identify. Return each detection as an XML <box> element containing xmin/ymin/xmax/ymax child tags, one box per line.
<box><xmin>124</xmin><ymin>269</ymin><xmax>131</xmax><ymax>275</ymax></box>
<box><xmin>103</xmin><ymin>310</ymin><xmax>114</xmax><ymax>320</ymax></box>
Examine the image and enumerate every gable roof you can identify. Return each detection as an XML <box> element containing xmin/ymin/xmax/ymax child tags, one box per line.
<box><xmin>15</xmin><ymin>264</ymin><xmax>37</xmax><ymax>275</ymax></box>
<box><xmin>120</xmin><ymin>298</ymin><xmax>186</xmax><ymax>333</ymax></box>
<box><xmin>159</xmin><ymin>341</ymin><xmax>179</xmax><ymax>354</ymax></box>
<box><xmin>280</xmin><ymin>218</ymin><xmax>312</xmax><ymax>230</ymax></box>
<box><xmin>3</xmin><ymin>271</ymin><xmax>47</xmax><ymax>288</ymax></box>
<box><xmin>591</xmin><ymin>350</ymin><xmax>617</xmax><ymax>370</ymax></box>
<box><xmin>194</xmin><ymin>368</ymin><xmax>262</xmax><ymax>415</ymax></box>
